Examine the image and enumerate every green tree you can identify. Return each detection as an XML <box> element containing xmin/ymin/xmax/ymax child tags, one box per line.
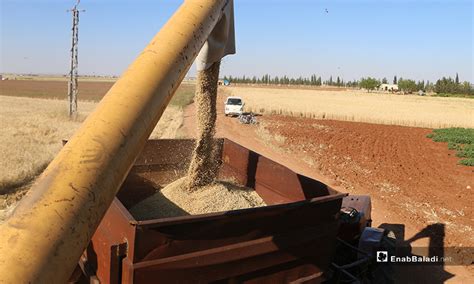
<box><xmin>393</xmin><ymin>75</ymin><xmax>397</xmax><ymax>84</ymax></box>
<box><xmin>382</xmin><ymin>77</ymin><xmax>388</xmax><ymax>84</ymax></box>
<box><xmin>359</xmin><ymin>77</ymin><xmax>380</xmax><ymax>92</ymax></box>
<box><xmin>417</xmin><ymin>80</ymin><xmax>425</xmax><ymax>91</ymax></box>
<box><xmin>398</xmin><ymin>79</ymin><xmax>418</xmax><ymax>93</ymax></box>
<box><xmin>455</xmin><ymin>73</ymin><xmax>459</xmax><ymax>84</ymax></box>
<box><xmin>461</xmin><ymin>81</ymin><xmax>473</xmax><ymax>95</ymax></box>
<box><xmin>427</xmin><ymin>82</ymin><xmax>434</xmax><ymax>92</ymax></box>
<box><xmin>434</xmin><ymin>77</ymin><xmax>467</xmax><ymax>94</ymax></box>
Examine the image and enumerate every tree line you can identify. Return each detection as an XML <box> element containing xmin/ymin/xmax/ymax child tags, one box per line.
<box><xmin>224</xmin><ymin>74</ymin><xmax>357</xmax><ymax>87</ymax></box>
<box><xmin>224</xmin><ymin>73</ymin><xmax>473</xmax><ymax>95</ymax></box>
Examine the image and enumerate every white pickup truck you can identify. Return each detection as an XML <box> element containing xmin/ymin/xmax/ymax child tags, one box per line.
<box><xmin>224</xmin><ymin>96</ymin><xmax>244</xmax><ymax>116</ymax></box>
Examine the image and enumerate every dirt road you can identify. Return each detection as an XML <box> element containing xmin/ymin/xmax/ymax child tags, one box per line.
<box><xmin>183</xmin><ymin>99</ymin><xmax>474</xmax><ymax>282</ymax></box>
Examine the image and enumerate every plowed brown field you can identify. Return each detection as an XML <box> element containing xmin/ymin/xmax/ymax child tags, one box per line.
<box><xmin>0</xmin><ymin>80</ymin><xmax>114</xmax><ymax>101</ymax></box>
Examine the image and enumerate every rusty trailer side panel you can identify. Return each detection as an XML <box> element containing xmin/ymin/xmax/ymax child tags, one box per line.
<box><xmin>220</xmin><ymin>139</ymin><xmax>338</xmax><ymax>205</ymax></box>
<box><xmin>82</xmin><ymin>139</ymin><xmax>346</xmax><ymax>283</ymax></box>
<box><xmin>87</xmin><ymin>200</ymin><xmax>134</xmax><ymax>283</ymax></box>
<box><xmin>131</xmin><ymin>197</ymin><xmax>342</xmax><ymax>283</ymax></box>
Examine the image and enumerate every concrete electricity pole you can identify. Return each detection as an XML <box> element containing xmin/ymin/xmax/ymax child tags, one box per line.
<box><xmin>67</xmin><ymin>0</ymin><xmax>84</xmax><ymax>117</ymax></box>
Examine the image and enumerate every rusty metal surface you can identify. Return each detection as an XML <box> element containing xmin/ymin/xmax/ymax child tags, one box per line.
<box><xmin>132</xmin><ymin>225</ymin><xmax>338</xmax><ymax>283</ymax></box>
<box><xmin>132</xmin><ymin>194</ymin><xmax>344</xmax><ymax>262</ymax></box>
<box><xmin>133</xmin><ymin>139</ymin><xmax>195</xmax><ymax>167</ymax></box>
<box><xmin>219</xmin><ymin>138</ymin><xmax>256</xmax><ymax>185</ymax></box>
<box><xmin>84</xmin><ymin>199</ymin><xmax>136</xmax><ymax>283</ymax></box>
<box><xmin>236</xmin><ymin>262</ymin><xmax>324</xmax><ymax>284</ymax></box>
<box><xmin>220</xmin><ymin>139</ymin><xmax>338</xmax><ymax>205</ymax></box>
<box><xmin>80</xmin><ymin>139</ymin><xmax>345</xmax><ymax>283</ymax></box>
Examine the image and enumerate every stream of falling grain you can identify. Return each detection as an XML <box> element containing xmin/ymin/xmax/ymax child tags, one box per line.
<box><xmin>185</xmin><ymin>61</ymin><xmax>221</xmax><ymax>190</ymax></box>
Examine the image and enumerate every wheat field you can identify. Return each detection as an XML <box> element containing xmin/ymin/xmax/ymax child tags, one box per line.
<box><xmin>226</xmin><ymin>87</ymin><xmax>474</xmax><ymax>128</ymax></box>
<box><xmin>0</xmin><ymin>95</ymin><xmax>183</xmax><ymax>194</ymax></box>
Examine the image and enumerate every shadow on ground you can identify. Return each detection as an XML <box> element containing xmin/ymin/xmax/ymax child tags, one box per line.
<box><xmin>379</xmin><ymin>223</ymin><xmax>456</xmax><ymax>283</ymax></box>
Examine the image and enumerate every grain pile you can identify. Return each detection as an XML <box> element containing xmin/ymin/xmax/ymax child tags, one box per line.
<box><xmin>185</xmin><ymin>61</ymin><xmax>221</xmax><ymax>190</ymax></box>
<box><xmin>130</xmin><ymin>177</ymin><xmax>266</xmax><ymax>220</ymax></box>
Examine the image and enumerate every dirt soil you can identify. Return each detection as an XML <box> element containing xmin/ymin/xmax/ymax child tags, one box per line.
<box><xmin>183</xmin><ymin>95</ymin><xmax>474</xmax><ymax>282</ymax></box>
<box><xmin>0</xmin><ymin>80</ymin><xmax>113</xmax><ymax>101</ymax></box>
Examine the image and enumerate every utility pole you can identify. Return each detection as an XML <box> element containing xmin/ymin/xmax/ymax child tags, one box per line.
<box><xmin>67</xmin><ymin>0</ymin><xmax>84</xmax><ymax>117</ymax></box>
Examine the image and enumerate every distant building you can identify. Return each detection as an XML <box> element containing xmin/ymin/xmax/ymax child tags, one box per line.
<box><xmin>379</xmin><ymin>83</ymin><xmax>398</xmax><ymax>92</ymax></box>
<box><xmin>218</xmin><ymin>79</ymin><xmax>230</xmax><ymax>86</ymax></box>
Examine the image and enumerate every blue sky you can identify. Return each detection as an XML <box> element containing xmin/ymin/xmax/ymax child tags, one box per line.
<box><xmin>1</xmin><ymin>0</ymin><xmax>473</xmax><ymax>82</ymax></box>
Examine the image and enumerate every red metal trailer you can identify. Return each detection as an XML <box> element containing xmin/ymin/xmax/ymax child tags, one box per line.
<box><xmin>77</xmin><ymin>139</ymin><xmax>355</xmax><ymax>283</ymax></box>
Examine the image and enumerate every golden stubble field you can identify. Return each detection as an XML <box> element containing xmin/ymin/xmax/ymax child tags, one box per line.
<box><xmin>0</xmin><ymin>95</ymin><xmax>185</xmax><ymax>221</ymax></box>
<box><xmin>225</xmin><ymin>86</ymin><xmax>474</xmax><ymax>128</ymax></box>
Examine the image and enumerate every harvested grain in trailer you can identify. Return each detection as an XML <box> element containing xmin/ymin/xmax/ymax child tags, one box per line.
<box><xmin>130</xmin><ymin>177</ymin><xmax>265</xmax><ymax>219</ymax></box>
<box><xmin>131</xmin><ymin>61</ymin><xmax>266</xmax><ymax>220</ymax></box>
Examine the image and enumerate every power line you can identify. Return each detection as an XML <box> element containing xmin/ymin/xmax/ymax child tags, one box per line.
<box><xmin>67</xmin><ymin>0</ymin><xmax>85</xmax><ymax>117</ymax></box>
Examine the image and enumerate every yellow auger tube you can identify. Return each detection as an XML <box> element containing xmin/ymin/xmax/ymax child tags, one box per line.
<box><xmin>0</xmin><ymin>0</ymin><xmax>228</xmax><ymax>282</ymax></box>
